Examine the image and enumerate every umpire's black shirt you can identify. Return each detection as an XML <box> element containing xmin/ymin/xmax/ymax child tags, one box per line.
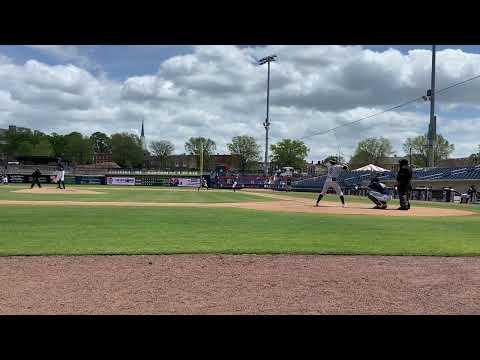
<box><xmin>396</xmin><ymin>165</ymin><xmax>412</xmax><ymax>190</ymax></box>
<box><xmin>32</xmin><ymin>169</ymin><xmax>41</xmax><ymax>179</ymax></box>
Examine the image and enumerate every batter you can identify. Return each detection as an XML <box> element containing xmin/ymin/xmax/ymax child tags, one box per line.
<box><xmin>315</xmin><ymin>159</ymin><xmax>348</xmax><ymax>207</ymax></box>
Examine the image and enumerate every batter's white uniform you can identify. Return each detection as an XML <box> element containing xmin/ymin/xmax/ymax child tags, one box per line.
<box><xmin>320</xmin><ymin>164</ymin><xmax>344</xmax><ymax>196</ymax></box>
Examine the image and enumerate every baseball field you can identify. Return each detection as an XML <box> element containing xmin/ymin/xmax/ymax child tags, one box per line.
<box><xmin>1</xmin><ymin>184</ymin><xmax>480</xmax><ymax>314</ymax></box>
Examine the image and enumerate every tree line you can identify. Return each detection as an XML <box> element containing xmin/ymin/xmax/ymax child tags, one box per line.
<box><xmin>1</xmin><ymin>125</ymin><xmax>479</xmax><ymax>170</ymax></box>
<box><xmin>0</xmin><ymin>127</ymin><xmax>145</xmax><ymax>168</ymax></box>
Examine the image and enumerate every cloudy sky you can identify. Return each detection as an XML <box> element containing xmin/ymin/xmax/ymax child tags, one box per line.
<box><xmin>0</xmin><ymin>45</ymin><xmax>479</xmax><ymax>161</ymax></box>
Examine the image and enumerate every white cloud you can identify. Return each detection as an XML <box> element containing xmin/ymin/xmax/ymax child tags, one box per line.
<box><xmin>1</xmin><ymin>45</ymin><xmax>480</xmax><ymax>161</ymax></box>
<box><xmin>26</xmin><ymin>45</ymin><xmax>99</xmax><ymax>71</ymax></box>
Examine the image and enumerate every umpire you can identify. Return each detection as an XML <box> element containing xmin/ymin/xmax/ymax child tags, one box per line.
<box><xmin>396</xmin><ymin>159</ymin><xmax>412</xmax><ymax>210</ymax></box>
<box><xmin>31</xmin><ymin>168</ymin><xmax>42</xmax><ymax>188</ymax></box>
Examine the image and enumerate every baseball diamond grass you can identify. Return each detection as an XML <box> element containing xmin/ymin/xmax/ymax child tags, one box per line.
<box><xmin>0</xmin><ymin>185</ymin><xmax>271</xmax><ymax>203</ymax></box>
<box><xmin>1</xmin><ymin>204</ymin><xmax>480</xmax><ymax>256</ymax></box>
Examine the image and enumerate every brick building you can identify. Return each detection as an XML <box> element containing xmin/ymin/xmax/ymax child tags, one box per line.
<box><xmin>93</xmin><ymin>152</ymin><xmax>113</xmax><ymax>164</ymax></box>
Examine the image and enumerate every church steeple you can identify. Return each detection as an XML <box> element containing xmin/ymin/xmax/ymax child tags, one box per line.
<box><xmin>140</xmin><ymin>119</ymin><xmax>146</xmax><ymax>151</ymax></box>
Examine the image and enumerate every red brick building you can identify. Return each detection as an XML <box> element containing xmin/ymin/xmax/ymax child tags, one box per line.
<box><xmin>93</xmin><ymin>152</ymin><xmax>113</xmax><ymax>164</ymax></box>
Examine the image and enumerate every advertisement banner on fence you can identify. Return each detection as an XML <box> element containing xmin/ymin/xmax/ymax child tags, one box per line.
<box><xmin>76</xmin><ymin>176</ymin><xmax>105</xmax><ymax>185</ymax></box>
<box><xmin>7</xmin><ymin>175</ymin><xmax>26</xmax><ymax>183</ymax></box>
<box><xmin>106</xmin><ymin>177</ymin><xmax>136</xmax><ymax>186</ymax></box>
<box><xmin>142</xmin><ymin>177</ymin><xmax>170</xmax><ymax>186</ymax></box>
<box><xmin>177</xmin><ymin>178</ymin><xmax>201</xmax><ymax>187</ymax></box>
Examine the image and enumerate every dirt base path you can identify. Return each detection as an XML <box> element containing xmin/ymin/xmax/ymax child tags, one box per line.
<box><xmin>1</xmin><ymin>255</ymin><xmax>479</xmax><ymax>314</ymax></box>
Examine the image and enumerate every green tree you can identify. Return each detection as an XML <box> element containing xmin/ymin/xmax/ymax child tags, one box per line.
<box><xmin>227</xmin><ymin>135</ymin><xmax>261</xmax><ymax>172</ymax></box>
<box><xmin>184</xmin><ymin>137</ymin><xmax>216</xmax><ymax>169</ymax></box>
<box><xmin>90</xmin><ymin>132</ymin><xmax>112</xmax><ymax>154</ymax></box>
<box><xmin>270</xmin><ymin>139</ymin><xmax>309</xmax><ymax>169</ymax></box>
<box><xmin>322</xmin><ymin>155</ymin><xmax>345</xmax><ymax>165</ymax></box>
<box><xmin>402</xmin><ymin>134</ymin><xmax>454</xmax><ymax>167</ymax></box>
<box><xmin>48</xmin><ymin>133</ymin><xmax>67</xmax><ymax>157</ymax></box>
<box><xmin>63</xmin><ymin>132</ymin><xmax>93</xmax><ymax>165</ymax></box>
<box><xmin>33</xmin><ymin>138</ymin><xmax>54</xmax><ymax>156</ymax></box>
<box><xmin>468</xmin><ymin>145</ymin><xmax>480</xmax><ymax>165</ymax></box>
<box><xmin>111</xmin><ymin>133</ymin><xmax>144</xmax><ymax>168</ymax></box>
<box><xmin>17</xmin><ymin>141</ymin><xmax>34</xmax><ymax>156</ymax></box>
<box><xmin>350</xmin><ymin>137</ymin><xmax>392</xmax><ymax>168</ymax></box>
<box><xmin>3</xmin><ymin>126</ymin><xmax>34</xmax><ymax>156</ymax></box>
<box><xmin>150</xmin><ymin>140</ymin><xmax>175</xmax><ymax>169</ymax></box>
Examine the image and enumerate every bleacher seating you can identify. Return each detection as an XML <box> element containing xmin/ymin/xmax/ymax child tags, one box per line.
<box><xmin>293</xmin><ymin>165</ymin><xmax>480</xmax><ymax>190</ymax></box>
<box><xmin>215</xmin><ymin>175</ymin><xmax>268</xmax><ymax>188</ymax></box>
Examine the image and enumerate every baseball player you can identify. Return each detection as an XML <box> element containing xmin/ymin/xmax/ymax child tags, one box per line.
<box><xmin>197</xmin><ymin>177</ymin><xmax>208</xmax><ymax>191</ymax></box>
<box><xmin>2</xmin><ymin>174</ymin><xmax>8</xmax><ymax>185</ymax></box>
<box><xmin>315</xmin><ymin>159</ymin><xmax>348</xmax><ymax>207</ymax></box>
<box><xmin>57</xmin><ymin>164</ymin><xmax>66</xmax><ymax>189</ymax></box>
<box><xmin>367</xmin><ymin>177</ymin><xmax>390</xmax><ymax>209</ymax></box>
<box><xmin>232</xmin><ymin>177</ymin><xmax>238</xmax><ymax>192</ymax></box>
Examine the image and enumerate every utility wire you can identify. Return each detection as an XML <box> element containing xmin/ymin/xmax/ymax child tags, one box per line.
<box><xmin>300</xmin><ymin>73</ymin><xmax>480</xmax><ymax>141</ymax></box>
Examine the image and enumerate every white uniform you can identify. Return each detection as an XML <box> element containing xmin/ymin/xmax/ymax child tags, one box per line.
<box><xmin>320</xmin><ymin>164</ymin><xmax>344</xmax><ymax>196</ymax></box>
<box><xmin>3</xmin><ymin>175</ymin><xmax>7</xmax><ymax>184</ymax></box>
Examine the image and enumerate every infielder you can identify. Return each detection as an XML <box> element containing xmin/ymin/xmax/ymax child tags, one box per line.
<box><xmin>197</xmin><ymin>177</ymin><xmax>209</xmax><ymax>191</ymax></box>
<box><xmin>232</xmin><ymin>177</ymin><xmax>238</xmax><ymax>192</ymax></box>
<box><xmin>315</xmin><ymin>159</ymin><xmax>348</xmax><ymax>207</ymax></box>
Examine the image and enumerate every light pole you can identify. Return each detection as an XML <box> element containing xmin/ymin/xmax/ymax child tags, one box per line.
<box><xmin>199</xmin><ymin>139</ymin><xmax>204</xmax><ymax>178</ymax></box>
<box><xmin>258</xmin><ymin>55</ymin><xmax>277</xmax><ymax>177</ymax></box>
<box><xmin>427</xmin><ymin>45</ymin><xmax>436</xmax><ymax>168</ymax></box>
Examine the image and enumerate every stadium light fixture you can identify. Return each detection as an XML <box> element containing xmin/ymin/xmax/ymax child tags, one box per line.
<box><xmin>258</xmin><ymin>55</ymin><xmax>277</xmax><ymax>177</ymax></box>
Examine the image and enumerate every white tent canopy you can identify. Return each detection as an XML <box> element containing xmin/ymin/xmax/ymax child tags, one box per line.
<box><xmin>352</xmin><ymin>164</ymin><xmax>389</xmax><ymax>172</ymax></box>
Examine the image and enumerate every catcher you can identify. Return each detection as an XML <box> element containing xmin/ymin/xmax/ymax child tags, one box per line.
<box><xmin>367</xmin><ymin>177</ymin><xmax>390</xmax><ymax>209</ymax></box>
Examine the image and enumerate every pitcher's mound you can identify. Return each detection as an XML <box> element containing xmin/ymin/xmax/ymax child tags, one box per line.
<box><xmin>13</xmin><ymin>188</ymin><xmax>103</xmax><ymax>195</ymax></box>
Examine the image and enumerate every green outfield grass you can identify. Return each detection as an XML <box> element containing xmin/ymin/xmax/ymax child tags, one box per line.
<box><xmin>0</xmin><ymin>204</ymin><xmax>479</xmax><ymax>256</ymax></box>
<box><xmin>0</xmin><ymin>185</ymin><xmax>270</xmax><ymax>203</ymax></box>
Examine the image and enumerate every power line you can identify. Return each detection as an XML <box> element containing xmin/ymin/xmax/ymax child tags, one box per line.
<box><xmin>300</xmin><ymin>73</ymin><xmax>480</xmax><ymax>141</ymax></box>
